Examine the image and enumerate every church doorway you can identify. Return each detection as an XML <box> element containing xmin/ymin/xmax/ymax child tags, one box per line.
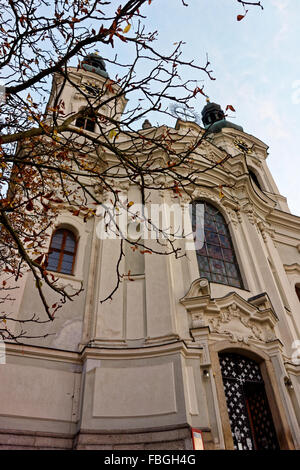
<box><xmin>219</xmin><ymin>352</ymin><xmax>279</xmax><ymax>450</ymax></box>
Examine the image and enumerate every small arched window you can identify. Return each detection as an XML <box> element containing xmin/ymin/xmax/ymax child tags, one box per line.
<box><xmin>47</xmin><ymin>229</ymin><xmax>77</xmax><ymax>275</ymax></box>
<box><xmin>191</xmin><ymin>201</ymin><xmax>243</xmax><ymax>288</ymax></box>
<box><xmin>296</xmin><ymin>285</ymin><xmax>300</xmax><ymax>302</ymax></box>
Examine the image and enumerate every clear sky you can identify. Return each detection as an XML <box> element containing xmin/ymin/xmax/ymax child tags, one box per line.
<box><xmin>132</xmin><ymin>0</ymin><xmax>300</xmax><ymax>216</ymax></box>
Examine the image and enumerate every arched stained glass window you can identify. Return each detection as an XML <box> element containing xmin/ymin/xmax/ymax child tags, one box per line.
<box><xmin>191</xmin><ymin>201</ymin><xmax>243</xmax><ymax>288</ymax></box>
<box><xmin>47</xmin><ymin>229</ymin><xmax>77</xmax><ymax>275</ymax></box>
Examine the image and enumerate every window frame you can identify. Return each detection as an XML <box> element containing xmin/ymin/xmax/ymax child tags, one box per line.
<box><xmin>47</xmin><ymin>228</ymin><xmax>77</xmax><ymax>275</ymax></box>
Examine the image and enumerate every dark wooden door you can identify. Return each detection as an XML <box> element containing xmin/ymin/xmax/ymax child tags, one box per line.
<box><xmin>219</xmin><ymin>353</ymin><xmax>279</xmax><ymax>450</ymax></box>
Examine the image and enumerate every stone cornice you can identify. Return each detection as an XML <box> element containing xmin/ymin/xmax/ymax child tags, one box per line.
<box><xmin>5</xmin><ymin>342</ymin><xmax>81</xmax><ymax>364</ymax></box>
<box><xmin>80</xmin><ymin>340</ymin><xmax>204</xmax><ymax>360</ymax></box>
<box><xmin>4</xmin><ymin>339</ymin><xmax>205</xmax><ymax>363</ymax></box>
<box><xmin>267</xmin><ymin>208</ymin><xmax>300</xmax><ymax>232</ymax></box>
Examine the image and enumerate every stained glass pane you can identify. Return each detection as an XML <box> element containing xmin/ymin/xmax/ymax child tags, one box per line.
<box><xmin>204</xmin><ymin>216</ymin><xmax>216</xmax><ymax>232</ymax></box>
<box><xmin>192</xmin><ymin>201</ymin><xmax>242</xmax><ymax>288</ymax></box>
<box><xmin>228</xmin><ymin>277</ymin><xmax>241</xmax><ymax>288</ymax></box>
<box><xmin>200</xmin><ymin>271</ymin><xmax>212</xmax><ymax>281</ymax></box>
<box><xmin>197</xmin><ymin>256</ymin><xmax>210</xmax><ymax>272</ymax></box>
<box><xmin>198</xmin><ymin>244</ymin><xmax>207</xmax><ymax>256</ymax></box>
<box><xmin>207</xmin><ymin>244</ymin><xmax>223</xmax><ymax>260</ymax></box>
<box><xmin>205</xmin><ymin>231</ymin><xmax>219</xmax><ymax>245</ymax></box>
<box><xmin>215</xmin><ymin>213</ymin><xmax>224</xmax><ymax>224</ymax></box>
<box><xmin>225</xmin><ymin>262</ymin><xmax>238</xmax><ymax>278</ymax></box>
<box><xmin>219</xmin><ymin>234</ymin><xmax>231</xmax><ymax>249</ymax></box>
<box><xmin>212</xmin><ymin>273</ymin><xmax>228</xmax><ymax>284</ymax></box>
<box><xmin>206</xmin><ymin>204</ymin><xmax>218</xmax><ymax>216</ymax></box>
<box><xmin>223</xmin><ymin>248</ymin><xmax>234</xmax><ymax>262</ymax></box>
<box><xmin>216</xmin><ymin>221</ymin><xmax>227</xmax><ymax>235</ymax></box>
<box><xmin>209</xmin><ymin>258</ymin><xmax>226</xmax><ymax>275</ymax></box>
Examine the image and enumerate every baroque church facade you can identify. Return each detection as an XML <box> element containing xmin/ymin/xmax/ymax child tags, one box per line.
<box><xmin>1</xmin><ymin>56</ymin><xmax>300</xmax><ymax>450</ymax></box>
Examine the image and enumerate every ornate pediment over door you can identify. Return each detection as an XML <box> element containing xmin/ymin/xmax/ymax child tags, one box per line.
<box><xmin>180</xmin><ymin>278</ymin><xmax>279</xmax><ymax>345</ymax></box>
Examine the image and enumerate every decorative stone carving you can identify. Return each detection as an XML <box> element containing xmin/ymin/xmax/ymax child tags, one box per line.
<box><xmin>226</xmin><ymin>209</ymin><xmax>240</xmax><ymax>228</ymax></box>
<box><xmin>242</xmin><ymin>203</ymin><xmax>255</xmax><ymax>225</ymax></box>
<box><xmin>237</xmin><ymin>209</ymin><xmax>243</xmax><ymax>224</ymax></box>
<box><xmin>257</xmin><ymin>220</ymin><xmax>268</xmax><ymax>242</ymax></box>
<box><xmin>208</xmin><ymin>303</ymin><xmax>264</xmax><ymax>344</ymax></box>
<box><xmin>192</xmin><ymin>188</ymin><xmax>224</xmax><ymax>208</ymax></box>
<box><xmin>180</xmin><ymin>281</ymin><xmax>279</xmax><ymax>346</ymax></box>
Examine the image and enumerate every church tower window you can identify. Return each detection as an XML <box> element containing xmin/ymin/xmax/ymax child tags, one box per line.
<box><xmin>191</xmin><ymin>201</ymin><xmax>243</xmax><ymax>288</ymax></box>
<box><xmin>75</xmin><ymin>114</ymin><xmax>96</xmax><ymax>133</ymax></box>
<box><xmin>47</xmin><ymin>229</ymin><xmax>77</xmax><ymax>275</ymax></box>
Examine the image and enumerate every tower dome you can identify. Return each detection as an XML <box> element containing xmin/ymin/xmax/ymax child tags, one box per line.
<box><xmin>201</xmin><ymin>101</ymin><xmax>225</xmax><ymax>127</ymax></box>
<box><xmin>81</xmin><ymin>53</ymin><xmax>109</xmax><ymax>78</ymax></box>
<box><xmin>201</xmin><ymin>100</ymin><xmax>243</xmax><ymax>133</ymax></box>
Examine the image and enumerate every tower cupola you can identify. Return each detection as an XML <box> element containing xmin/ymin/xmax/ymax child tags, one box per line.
<box><xmin>201</xmin><ymin>99</ymin><xmax>243</xmax><ymax>133</ymax></box>
<box><xmin>81</xmin><ymin>53</ymin><xmax>109</xmax><ymax>78</ymax></box>
<box><xmin>201</xmin><ymin>100</ymin><xmax>225</xmax><ymax>127</ymax></box>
